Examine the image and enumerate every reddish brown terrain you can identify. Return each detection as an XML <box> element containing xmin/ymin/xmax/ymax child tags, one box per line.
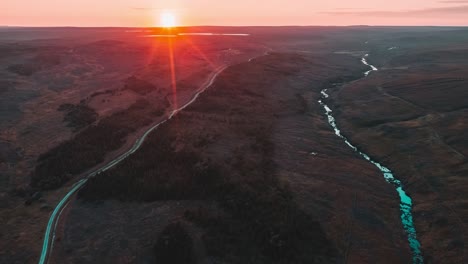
<box><xmin>0</xmin><ymin>27</ymin><xmax>267</xmax><ymax>263</ymax></box>
<box><xmin>332</xmin><ymin>29</ymin><xmax>468</xmax><ymax>263</ymax></box>
<box><xmin>59</xmin><ymin>52</ymin><xmax>410</xmax><ymax>263</ymax></box>
<box><xmin>1</xmin><ymin>26</ymin><xmax>468</xmax><ymax>263</ymax></box>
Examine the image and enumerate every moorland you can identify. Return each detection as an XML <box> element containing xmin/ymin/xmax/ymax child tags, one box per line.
<box><xmin>1</xmin><ymin>26</ymin><xmax>467</xmax><ymax>264</ymax></box>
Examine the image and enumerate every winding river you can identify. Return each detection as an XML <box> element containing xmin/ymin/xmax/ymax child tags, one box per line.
<box><xmin>318</xmin><ymin>54</ymin><xmax>424</xmax><ymax>264</ymax></box>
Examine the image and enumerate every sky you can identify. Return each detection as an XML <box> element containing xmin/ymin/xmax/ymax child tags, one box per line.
<box><xmin>1</xmin><ymin>0</ymin><xmax>468</xmax><ymax>27</ymax></box>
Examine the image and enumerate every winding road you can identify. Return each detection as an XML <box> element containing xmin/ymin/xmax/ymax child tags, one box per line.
<box><xmin>318</xmin><ymin>54</ymin><xmax>424</xmax><ymax>264</ymax></box>
<box><xmin>38</xmin><ymin>50</ymin><xmax>424</xmax><ymax>264</ymax></box>
<box><xmin>37</xmin><ymin>62</ymin><xmax>236</xmax><ymax>264</ymax></box>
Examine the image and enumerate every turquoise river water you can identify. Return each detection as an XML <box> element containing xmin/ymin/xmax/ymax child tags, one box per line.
<box><xmin>318</xmin><ymin>54</ymin><xmax>424</xmax><ymax>263</ymax></box>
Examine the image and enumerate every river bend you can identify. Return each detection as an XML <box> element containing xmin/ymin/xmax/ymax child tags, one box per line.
<box><xmin>318</xmin><ymin>54</ymin><xmax>424</xmax><ymax>264</ymax></box>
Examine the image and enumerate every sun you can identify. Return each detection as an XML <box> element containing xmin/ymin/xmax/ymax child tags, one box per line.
<box><xmin>160</xmin><ymin>11</ymin><xmax>177</xmax><ymax>28</ymax></box>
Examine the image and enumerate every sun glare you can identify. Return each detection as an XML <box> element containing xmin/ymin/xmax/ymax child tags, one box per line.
<box><xmin>160</xmin><ymin>11</ymin><xmax>176</xmax><ymax>28</ymax></box>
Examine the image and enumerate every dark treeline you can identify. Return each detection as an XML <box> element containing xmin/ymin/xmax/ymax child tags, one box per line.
<box><xmin>58</xmin><ymin>103</ymin><xmax>98</xmax><ymax>131</ymax></box>
<box><xmin>31</xmin><ymin>98</ymin><xmax>168</xmax><ymax>190</ymax></box>
<box><xmin>78</xmin><ymin>121</ymin><xmax>219</xmax><ymax>201</ymax></box>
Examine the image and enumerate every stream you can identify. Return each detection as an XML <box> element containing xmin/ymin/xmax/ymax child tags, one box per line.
<box><xmin>318</xmin><ymin>54</ymin><xmax>424</xmax><ymax>264</ymax></box>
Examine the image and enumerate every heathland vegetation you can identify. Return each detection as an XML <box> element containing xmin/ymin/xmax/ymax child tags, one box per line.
<box><xmin>78</xmin><ymin>55</ymin><xmax>336</xmax><ymax>263</ymax></box>
<box><xmin>31</xmin><ymin>98</ymin><xmax>168</xmax><ymax>190</ymax></box>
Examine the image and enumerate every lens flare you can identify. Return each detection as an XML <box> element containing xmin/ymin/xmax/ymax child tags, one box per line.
<box><xmin>160</xmin><ymin>11</ymin><xmax>176</xmax><ymax>28</ymax></box>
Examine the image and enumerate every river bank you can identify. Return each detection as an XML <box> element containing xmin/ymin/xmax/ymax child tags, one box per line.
<box><xmin>319</xmin><ymin>54</ymin><xmax>423</xmax><ymax>263</ymax></box>
<box><xmin>49</xmin><ymin>52</ymin><xmax>413</xmax><ymax>263</ymax></box>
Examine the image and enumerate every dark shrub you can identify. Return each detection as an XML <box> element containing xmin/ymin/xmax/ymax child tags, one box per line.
<box><xmin>154</xmin><ymin>222</ymin><xmax>195</xmax><ymax>264</ymax></box>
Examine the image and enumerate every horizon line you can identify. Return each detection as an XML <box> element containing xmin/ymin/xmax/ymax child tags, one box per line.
<box><xmin>2</xmin><ymin>24</ymin><xmax>468</xmax><ymax>28</ymax></box>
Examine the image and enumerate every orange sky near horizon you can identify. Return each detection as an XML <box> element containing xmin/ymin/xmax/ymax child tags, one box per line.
<box><xmin>1</xmin><ymin>0</ymin><xmax>468</xmax><ymax>27</ymax></box>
